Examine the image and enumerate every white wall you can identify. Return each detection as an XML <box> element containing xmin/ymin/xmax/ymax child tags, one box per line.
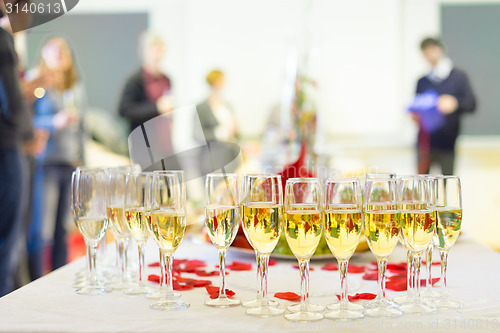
<box><xmin>73</xmin><ymin>0</ymin><xmax>497</xmax><ymax>143</ymax></box>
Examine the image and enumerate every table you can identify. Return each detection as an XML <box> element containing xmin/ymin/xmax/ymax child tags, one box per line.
<box><xmin>1</xmin><ymin>236</ymin><xmax>499</xmax><ymax>333</ymax></box>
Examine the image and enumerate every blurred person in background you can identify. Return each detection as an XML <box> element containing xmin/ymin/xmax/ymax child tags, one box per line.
<box><xmin>0</xmin><ymin>0</ymin><xmax>36</xmax><ymax>296</ymax></box>
<box><xmin>119</xmin><ymin>32</ymin><xmax>182</xmax><ymax>169</ymax></box>
<box><xmin>26</xmin><ymin>36</ymin><xmax>85</xmax><ymax>278</ymax></box>
<box><xmin>119</xmin><ymin>32</ymin><xmax>174</xmax><ymax>132</ymax></box>
<box><xmin>411</xmin><ymin>37</ymin><xmax>476</xmax><ymax>175</ymax></box>
<box><xmin>195</xmin><ymin>70</ymin><xmax>239</xmax><ymax>144</ymax></box>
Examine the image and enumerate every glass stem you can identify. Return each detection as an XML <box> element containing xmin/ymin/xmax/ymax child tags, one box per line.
<box><xmin>137</xmin><ymin>242</ymin><xmax>145</xmax><ymax>286</ymax></box>
<box><xmin>298</xmin><ymin>259</ymin><xmax>310</xmax><ymax>312</ymax></box>
<box><xmin>338</xmin><ymin>259</ymin><xmax>348</xmax><ymax>310</ymax></box>
<box><xmin>255</xmin><ymin>251</ymin><xmax>262</xmax><ymax>300</ymax></box>
<box><xmin>259</xmin><ymin>253</ymin><xmax>270</xmax><ymax>308</ymax></box>
<box><xmin>114</xmin><ymin>237</ymin><xmax>121</xmax><ymax>270</ymax></box>
<box><xmin>87</xmin><ymin>242</ymin><xmax>98</xmax><ymax>286</ymax></box>
<box><xmin>98</xmin><ymin>231</ymin><xmax>107</xmax><ymax>258</ymax></box>
<box><xmin>425</xmin><ymin>245</ymin><xmax>432</xmax><ymax>289</ymax></box>
<box><xmin>159</xmin><ymin>250</ymin><xmax>165</xmax><ymax>290</ymax></box>
<box><xmin>119</xmin><ymin>237</ymin><xmax>129</xmax><ymax>282</ymax></box>
<box><xmin>439</xmin><ymin>249</ymin><xmax>449</xmax><ymax>299</ymax></box>
<box><xmin>218</xmin><ymin>248</ymin><xmax>228</xmax><ymax>299</ymax></box>
<box><xmin>406</xmin><ymin>250</ymin><xmax>414</xmax><ymax>295</ymax></box>
<box><xmin>413</xmin><ymin>252</ymin><xmax>422</xmax><ymax>303</ymax></box>
<box><xmin>377</xmin><ymin>257</ymin><xmax>388</xmax><ymax>301</ymax></box>
<box><xmin>164</xmin><ymin>252</ymin><xmax>174</xmax><ymax>299</ymax></box>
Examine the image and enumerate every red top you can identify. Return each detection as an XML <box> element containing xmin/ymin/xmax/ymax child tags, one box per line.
<box><xmin>142</xmin><ymin>69</ymin><xmax>171</xmax><ymax>103</ymax></box>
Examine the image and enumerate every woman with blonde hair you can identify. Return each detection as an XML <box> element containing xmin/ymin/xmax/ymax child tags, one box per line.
<box><xmin>195</xmin><ymin>70</ymin><xmax>238</xmax><ymax>144</ymax></box>
<box><xmin>27</xmin><ymin>36</ymin><xmax>85</xmax><ymax>278</ymax></box>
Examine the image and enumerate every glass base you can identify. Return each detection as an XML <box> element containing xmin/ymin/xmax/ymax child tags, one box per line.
<box><xmin>205</xmin><ymin>296</ymin><xmax>241</xmax><ymax>308</ymax></box>
<box><xmin>242</xmin><ymin>298</ymin><xmax>279</xmax><ymax>308</ymax></box>
<box><xmin>431</xmin><ymin>298</ymin><xmax>462</xmax><ymax>309</ymax></box>
<box><xmin>364</xmin><ymin>307</ymin><xmax>402</xmax><ymax>318</ymax></box>
<box><xmin>363</xmin><ymin>297</ymin><xmax>399</xmax><ymax>309</ymax></box>
<box><xmin>325</xmin><ymin>309</ymin><xmax>364</xmax><ymax>321</ymax></box>
<box><xmin>150</xmin><ymin>300</ymin><xmax>190</xmax><ymax>311</ymax></box>
<box><xmin>111</xmin><ymin>280</ymin><xmax>135</xmax><ymax>291</ymax></box>
<box><xmin>287</xmin><ymin>302</ymin><xmax>324</xmax><ymax>313</ymax></box>
<box><xmin>124</xmin><ymin>285</ymin><xmax>154</xmax><ymax>295</ymax></box>
<box><xmin>327</xmin><ymin>301</ymin><xmax>363</xmax><ymax>311</ymax></box>
<box><xmin>285</xmin><ymin>311</ymin><xmax>324</xmax><ymax>322</ymax></box>
<box><xmin>400</xmin><ymin>302</ymin><xmax>436</xmax><ymax>314</ymax></box>
<box><xmin>76</xmin><ymin>285</ymin><xmax>111</xmax><ymax>295</ymax></box>
<box><xmin>246</xmin><ymin>306</ymin><xmax>284</xmax><ymax>317</ymax></box>
<box><xmin>393</xmin><ymin>294</ymin><xmax>415</xmax><ymax>305</ymax></box>
<box><xmin>421</xmin><ymin>289</ymin><xmax>441</xmax><ymax>299</ymax></box>
<box><xmin>146</xmin><ymin>290</ymin><xmax>181</xmax><ymax>300</ymax></box>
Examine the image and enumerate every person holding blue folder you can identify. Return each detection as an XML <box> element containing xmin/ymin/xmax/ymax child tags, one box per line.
<box><xmin>409</xmin><ymin>37</ymin><xmax>476</xmax><ymax>175</ymax></box>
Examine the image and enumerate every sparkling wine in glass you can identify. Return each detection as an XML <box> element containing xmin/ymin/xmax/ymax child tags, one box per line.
<box><xmin>398</xmin><ymin>175</ymin><xmax>436</xmax><ymax>314</ymax></box>
<box><xmin>323</xmin><ymin>177</ymin><xmax>364</xmax><ymax>320</ymax></box>
<box><xmin>107</xmin><ymin>168</ymin><xmax>135</xmax><ymax>290</ymax></box>
<box><xmin>72</xmin><ymin>168</ymin><xmax>111</xmax><ymax>295</ymax></box>
<box><xmin>204</xmin><ymin>173</ymin><xmax>241</xmax><ymax>308</ymax></box>
<box><xmin>363</xmin><ymin>177</ymin><xmax>402</xmax><ymax>317</ymax></box>
<box><xmin>145</xmin><ymin>170</ymin><xmax>183</xmax><ymax>300</ymax></box>
<box><xmin>241</xmin><ymin>174</ymin><xmax>284</xmax><ymax>316</ymax></box>
<box><xmin>284</xmin><ymin>178</ymin><xmax>324</xmax><ymax>322</ymax></box>
<box><xmin>149</xmin><ymin>171</ymin><xmax>189</xmax><ymax>311</ymax></box>
<box><xmin>124</xmin><ymin>172</ymin><xmax>154</xmax><ymax>295</ymax></box>
<box><xmin>432</xmin><ymin>175</ymin><xmax>463</xmax><ymax>309</ymax></box>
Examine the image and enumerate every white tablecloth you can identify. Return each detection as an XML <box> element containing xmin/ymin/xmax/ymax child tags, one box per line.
<box><xmin>1</xmin><ymin>236</ymin><xmax>499</xmax><ymax>333</ymax></box>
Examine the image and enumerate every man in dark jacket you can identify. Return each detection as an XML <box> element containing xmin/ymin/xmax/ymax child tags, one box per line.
<box><xmin>412</xmin><ymin>37</ymin><xmax>476</xmax><ymax>175</ymax></box>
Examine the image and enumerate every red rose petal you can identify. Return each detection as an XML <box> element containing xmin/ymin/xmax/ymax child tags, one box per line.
<box><xmin>336</xmin><ymin>293</ymin><xmax>377</xmax><ymax>301</ymax></box>
<box><xmin>362</xmin><ymin>272</ymin><xmax>378</xmax><ymax>281</ymax></box>
<box><xmin>387</xmin><ymin>262</ymin><xmax>407</xmax><ymax>272</ymax></box>
<box><xmin>293</xmin><ymin>265</ymin><xmax>315</xmax><ymax>271</ymax></box>
<box><xmin>348</xmin><ymin>264</ymin><xmax>365</xmax><ymax>273</ymax></box>
<box><xmin>352</xmin><ymin>293</ymin><xmax>377</xmax><ymax>301</ymax></box>
<box><xmin>205</xmin><ymin>286</ymin><xmax>235</xmax><ymax>298</ymax></box>
<box><xmin>274</xmin><ymin>292</ymin><xmax>301</xmax><ymax>302</ymax></box>
<box><xmin>193</xmin><ymin>280</ymin><xmax>212</xmax><ymax>288</ymax></box>
<box><xmin>148</xmin><ymin>274</ymin><xmax>160</xmax><ymax>283</ymax></box>
<box><xmin>420</xmin><ymin>277</ymin><xmax>440</xmax><ymax>287</ymax></box>
<box><xmin>193</xmin><ymin>269</ymin><xmax>220</xmax><ymax>277</ymax></box>
<box><xmin>269</xmin><ymin>259</ymin><xmax>277</xmax><ymax>266</ymax></box>
<box><xmin>321</xmin><ymin>263</ymin><xmax>338</xmax><ymax>271</ymax></box>
<box><xmin>386</xmin><ymin>279</ymin><xmax>407</xmax><ymax>291</ymax></box>
<box><xmin>173</xmin><ymin>282</ymin><xmax>194</xmax><ymax>291</ymax></box>
<box><xmin>226</xmin><ymin>261</ymin><xmax>253</xmax><ymax>271</ymax></box>
<box><xmin>148</xmin><ymin>262</ymin><xmax>160</xmax><ymax>267</ymax></box>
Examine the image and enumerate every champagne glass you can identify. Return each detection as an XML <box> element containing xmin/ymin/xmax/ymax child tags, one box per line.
<box><xmin>124</xmin><ymin>172</ymin><xmax>154</xmax><ymax>295</ymax></box>
<box><xmin>150</xmin><ymin>171</ymin><xmax>189</xmax><ymax>311</ymax></box>
<box><xmin>422</xmin><ymin>174</ymin><xmax>442</xmax><ymax>299</ymax></box>
<box><xmin>432</xmin><ymin>176</ymin><xmax>462</xmax><ymax>309</ymax></box>
<box><xmin>241</xmin><ymin>174</ymin><xmax>284</xmax><ymax>316</ymax></box>
<box><xmin>323</xmin><ymin>177</ymin><xmax>364</xmax><ymax>320</ymax></box>
<box><xmin>105</xmin><ymin>165</ymin><xmax>141</xmax><ymax>273</ymax></box>
<box><xmin>204</xmin><ymin>173</ymin><xmax>241</xmax><ymax>308</ymax></box>
<box><xmin>107</xmin><ymin>168</ymin><xmax>133</xmax><ymax>290</ymax></box>
<box><xmin>284</xmin><ymin>178</ymin><xmax>324</xmax><ymax>322</ymax></box>
<box><xmin>363</xmin><ymin>177</ymin><xmax>402</xmax><ymax>317</ymax></box>
<box><xmin>398</xmin><ymin>176</ymin><xmax>436</xmax><ymax>314</ymax></box>
<box><xmin>145</xmin><ymin>170</ymin><xmax>183</xmax><ymax>300</ymax></box>
<box><xmin>71</xmin><ymin>168</ymin><xmax>111</xmax><ymax>295</ymax></box>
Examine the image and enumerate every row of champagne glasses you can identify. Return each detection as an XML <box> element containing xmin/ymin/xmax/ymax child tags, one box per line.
<box><xmin>72</xmin><ymin>169</ymin><xmax>462</xmax><ymax>319</ymax></box>
<box><xmin>71</xmin><ymin>168</ymin><xmax>190</xmax><ymax>310</ymax></box>
<box><xmin>202</xmin><ymin>174</ymin><xmax>462</xmax><ymax>322</ymax></box>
